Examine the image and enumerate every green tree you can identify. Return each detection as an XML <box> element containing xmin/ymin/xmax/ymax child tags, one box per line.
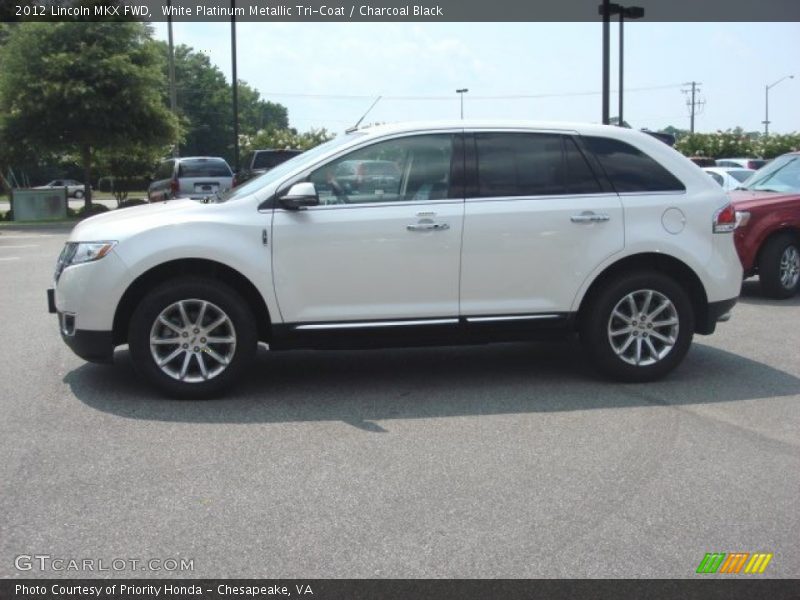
<box><xmin>152</xmin><ymin>42</ymin><xmax>289</xmax><ymax>161</ymax></box>
<box><xmin>236</xmin><ymin>81</ymin><xmax>288</xmax><ymax>136</ymax></box>
<box><xmin>96</xmin><ymin>144</ymin><xmax>164</xmax><ymax>205</ymax></box>
<box><xmin>0</xmin><ymin>22</ymin><xmax>177</xmax><ymax>208</ymax></box>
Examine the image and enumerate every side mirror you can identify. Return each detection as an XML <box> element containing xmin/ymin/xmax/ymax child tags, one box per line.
<box><xmin>279</xmin><ymin>182</ymin><xmax>319</xmax><ymax>210</ymax></box>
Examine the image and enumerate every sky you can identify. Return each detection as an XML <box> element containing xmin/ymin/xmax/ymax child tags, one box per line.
<box><xmin>152</xmin><ymin>22</ymin><xmax>800</xmax><ymax>136</ymax></box>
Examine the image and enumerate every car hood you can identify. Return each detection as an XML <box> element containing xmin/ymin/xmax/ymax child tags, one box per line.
<box><xmin>68</xmin><ymin>200</ymin><xmax>209</xmax><ymax>241</ymax></box>
<box><xmin>728</xmin><ymin>190</ymin><xmax>800</xmax><ymax>211</ymax></box>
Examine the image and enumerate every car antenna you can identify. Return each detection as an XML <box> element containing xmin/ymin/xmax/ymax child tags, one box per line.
<box><xmin>346</xmin><ymin>96</ymin><xmax>381</xmax><ymax>133</ymax></box>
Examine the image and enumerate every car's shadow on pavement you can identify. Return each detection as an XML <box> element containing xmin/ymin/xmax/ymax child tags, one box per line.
<box><xmin>738</xmin><ymin>278</ymin><xmax>800</xmax><ymax>306</ymax></box>
<box><xmin>64</xmin><ymin>338</ymin><xmax>800</xmax><ymax>430</ymax></box>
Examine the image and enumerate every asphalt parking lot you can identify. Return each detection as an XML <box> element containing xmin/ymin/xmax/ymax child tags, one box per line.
<box><xmin>0</xmin><ymin>225</ymin><xmax>798</xmax><ymax>579</ymax></box>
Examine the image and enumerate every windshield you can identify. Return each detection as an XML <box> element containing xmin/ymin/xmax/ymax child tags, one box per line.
<box><xmin>739</xmin><ymin>154</ymin><xmax>800</xmax><ymax>192</ymax></box>
<box><xmin>223</xmin><ymin>132</ymin><xmax>366</xmax><ymax>202</ymax></box>
<box><xmin>728</xmin><ymin>169</ymin><xmax>754</xmax><ymax>183</ymax></box>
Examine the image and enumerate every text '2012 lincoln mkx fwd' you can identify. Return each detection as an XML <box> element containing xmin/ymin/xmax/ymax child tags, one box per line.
<box><xmin>48</xmin><ymin>121</ymin><xmax>742</xmax><ymax>398</ymax></box>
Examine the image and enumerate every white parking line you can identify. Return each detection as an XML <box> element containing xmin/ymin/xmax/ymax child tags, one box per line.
<box><xmin>0</xmin><ymin>257</ymin><xmax>21</xmax><ymax>261</ymax></box>
<box><xmin>0</xmin><ymin>244</ymin><xmax>39</xmax><ymax>249</ymax></box>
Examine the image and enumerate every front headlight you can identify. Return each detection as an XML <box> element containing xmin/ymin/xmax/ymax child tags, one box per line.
<box><xmin>55</xmin><ymin>241</ymin><xmax>117</xmax><ymax>282</ymax></box>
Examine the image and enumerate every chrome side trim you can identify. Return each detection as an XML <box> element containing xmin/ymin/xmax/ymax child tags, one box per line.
<box><xmin>466</xmin><ymin>314</ymin><xmax>561</xmax><ymax>323</ymax></box>
<box><xmin>295</xmin><ymin>318</ymin><xmax>459</xmax><ymax>330</ymax></box>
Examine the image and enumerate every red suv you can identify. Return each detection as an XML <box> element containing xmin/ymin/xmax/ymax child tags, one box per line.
<box><xmin>730</xmin><ymin>152</ymin><xmax>800</xmax><ymax>298</ymax></box>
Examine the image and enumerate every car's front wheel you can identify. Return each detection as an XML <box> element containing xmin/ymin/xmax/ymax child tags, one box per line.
<box><xmin>128</xmin><ymin>277</ymin><xmax>257</xmax><ymax>398</ymax></box>
<box><xmin>580</xmin><ymin>271</ymin><xmax>694</xmax><ymax>382</ymax></box>
<box><xmin>73</xmin><ymin>189</ymin><xmax>84</xmax><ymax>199</ymax></box>
<box><xmin>758</xmin><ymin>233</ymin><xmax>800</xmax><ymax>299</ymax></box>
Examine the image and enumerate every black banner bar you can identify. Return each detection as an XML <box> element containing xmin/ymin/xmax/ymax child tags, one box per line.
<box><xmin>2</xmin><ymin>580</ymin><xmax>800</xmax><ymax>600</ymax></box>
<box><xmin>5</xmin><ymin>0</ymin><xmax>800</xmax><ymax>22</ymax></box>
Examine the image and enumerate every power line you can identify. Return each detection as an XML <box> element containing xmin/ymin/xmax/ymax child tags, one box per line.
<box><xmin>247</xmin><ymin>83</ymin><xmax>685</xmax><ymax>102</ymax></box>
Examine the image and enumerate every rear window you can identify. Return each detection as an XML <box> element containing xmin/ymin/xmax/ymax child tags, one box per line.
<box><xmin>729</xmin><ymin>170</ymin><xmax>754</xmax><ymax>183</ymax></box>
<box><xmin>155</xmin><ymin>160</ymin><xmax>174</xmax><ymax>180</ymax></box>
<box><xmin>253</xmin><ymin>150</ymin><xmax>302</xmax><ymax>170</ymax></box>
<box><xmin>178</xmin><ymin>159</ymin><xmax>232</xmax><ymax>178</ymax></box>
<box><xmin>584</xmin><ymin>137</ymin><xmax>685</xmax><ymax>193</ymax></box>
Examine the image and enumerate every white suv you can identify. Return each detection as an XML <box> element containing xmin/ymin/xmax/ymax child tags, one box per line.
<box><xmin>48</xmin><ymin>121</ymin><xmax>742</xmax><ymax>398</ymax></box>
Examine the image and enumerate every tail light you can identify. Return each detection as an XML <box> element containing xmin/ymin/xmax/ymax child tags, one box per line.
<box><xmin>231</xmin><ymin>173</ymin><xmax>238</xmax><ymax>188</ymax></box>
<box><xmin>713</xmin><ymin>203</ymin><xmax>736</xmax><ymax>233</ymax></box>
<box><xmin>169</xmin><ymin>178</ymin><xmax>179</xmax><ymax>198</ymax></box>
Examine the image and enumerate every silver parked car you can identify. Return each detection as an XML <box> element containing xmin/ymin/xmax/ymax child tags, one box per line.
<box><xmin>148</xmin><ymin>157</ymin><xmax>234</xmax><ymax>202</ymax></box>
<box><xmin>34</xmin><ymin>179</ymin><xmax>89</xmax><ymax>199</ymax></box>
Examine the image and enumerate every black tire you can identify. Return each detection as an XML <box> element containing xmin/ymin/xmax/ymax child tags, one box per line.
<box><xmin>73</xmin><ymin>189</ymin><xmax>84</xmax><ymax>199</ymax></box>
<box><xmin>758</xmin><ymin>233</ymin><xmax>800</xmax><ymax>299</ymax></box>
<box><xmin>128</xmin><ymin>277</ymin><xmax>257</xmax><ymax>398</ymax></box>
<box><xmin>580</xmin><ymin>271</ymin><xmax>695</xmax><ymax>382</ymax></box>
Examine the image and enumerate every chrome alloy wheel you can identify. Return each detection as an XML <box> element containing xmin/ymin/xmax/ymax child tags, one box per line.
<box><xmin>149</xmin><ymin>299</ymin><xmax>237</xmax><ymax>382</ymax></box>
<box><xmin>779</xmin><ymin>245</ymin><xmax>800</xmax><ymax>290</ymax></box>
<box><xmin>607</xmin><ymin>289</ymin><xmax>679</xmax><ymax>367</ymax></box>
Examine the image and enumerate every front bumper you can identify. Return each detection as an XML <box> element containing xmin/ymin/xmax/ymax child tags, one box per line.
<box><xmin>61</xmin><ymin>326</ymin><xmax>114</xmax><ymax>363</ymax></box>
<box><xmin>48</xmin><ymin>288</ymin><xmax>114</xmax><ymax>363</ymax></box>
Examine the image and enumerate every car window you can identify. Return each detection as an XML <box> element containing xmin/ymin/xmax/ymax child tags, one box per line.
<box><xmin>565</xmin><ymin>138</ymin><xmax>603</xmax><ymax>194</ymax></box>
<box><xmin>178</xmin><ymin>159</ymin><xmax>232</xmax><ymax>178</ymax></box>
<box><xmin>707</xmin><ymin>172</ymin><xmax>724</xmax><ymax>186</ymax></box>
<box><xmin>308</xmin><ymin>134</ymin><xmax>454</xmax><ymax>205</ymax></box>
<box><xmin>155</xmin><ymin>160</ymin><xmax>174</xmax><ymax>180</ymax></box>
<box><xmin>473</xmin><ymin>133</ymin><xmax>602</xmax><ymax>198</ymax></box>
<box><xmin>728</xmin><ymin>170</ymin><xmax>753</xmax><ymax>183</ymax></box>
<box><xmin>475</xmin><ymin>133</ymin><xmax>563</xmax><ymax>197</ymax></box>
<box><xmin>584</xmin><ymin>136</ymin><xmax>685</xmax><ymax>193</ymax></box>
<box><xmin>253</xmin><ymin>151</ymin><xmax>302</xmax><ymax>170</ymax></box>
<box><xmin>740</xmin><ymin>154</ymin><xmax>800</xmax><ymax>193</ymax></box>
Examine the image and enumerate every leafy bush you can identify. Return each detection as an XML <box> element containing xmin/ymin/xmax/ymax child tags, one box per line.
<box><xmin>241</xmin><ymin>127</ymin><xmax>334</xmax><ymax>156</ymax></box>
<box><xmin>675</xmin><ymin>130</ymin><xmax>800</xmax><ymax>159</ymax></box>
<box><xmin>76</xmin><ymin>204</ymin><xmax>110</xmax><ymax>219</ymax></box>
<box><xmin>118</xmin><ymin>198</ymin><xmax>148</xmax><ymax>209</ymax></box>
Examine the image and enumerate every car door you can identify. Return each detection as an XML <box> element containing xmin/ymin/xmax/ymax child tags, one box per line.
<box><xmin>149</xmin><ymin>160</ymin><xmax>174</xmax><ymax>201</ymax></box>
<box><xmin>459</xmin><ymin>131</ymin><xmax>624</xmax><ymax>316</ymax></box>
<box><xmin>271</xmin><ymin>132</ymin><xmax>464</xmax><ymax>324</ymax></box>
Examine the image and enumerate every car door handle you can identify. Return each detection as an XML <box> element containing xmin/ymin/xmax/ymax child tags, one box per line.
<box><xmin>571</xmin><ymin>212</ymin><xmax>610</xmax><ymax>223</ymax></box>
<box><xmin>407</xmin><ymin>222</ymin><xmax>450</xmax><ymax>232</ymax></box>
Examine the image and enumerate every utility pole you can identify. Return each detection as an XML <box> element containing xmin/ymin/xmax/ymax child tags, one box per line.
<box><xmin>682</xmin><ymin>81</ymin><xmax>704</xmax><ymax>134</ymax></box>
<box><xmin>167</xmin><ymin>0</ymin><xmax>178</xmax><ymax>157</ymax></box>
<box><xmin>231</xmin><ymin>0</ymin><xmax>240</xmax><ymax>172</ymax></box>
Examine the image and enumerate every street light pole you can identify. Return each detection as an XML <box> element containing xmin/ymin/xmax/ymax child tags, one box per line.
<box><xmin>600</xmin><ymin>0</ymin><xmax>612</xmax><ymax>124</ymax></box>
<box><xmin>617</xmin><ymin>6</ymin><xmax>644</xmax><ymax>126</ymax></box>
<box><xmin>456</xmin><ymin>88</ymin><xmax>468</xmax><ymax>119</ymax></box>
<box><xmin>763</xmin><ymin>75</ymin><xmax>794</xmax><ymax>136</ymax></box>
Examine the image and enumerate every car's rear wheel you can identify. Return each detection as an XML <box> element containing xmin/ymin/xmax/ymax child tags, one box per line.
<box><xmin>580</xmin><ymin>271</ymin><xmax>694</xmax><ymax>382</ymax></box>
<box><xmin>73</xmin><ymin>189</ymin><xmax>84</xmax><ymax>199</ymax></box>
<box><xmin>758</xmin><ymin>233</ymin><xmax>800</xmax><ymax>299</ymax></box>
<box><xmin>128</xmin><ymin>277</ymin><xmax>257</xmax><ymax>398</ymax></box>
